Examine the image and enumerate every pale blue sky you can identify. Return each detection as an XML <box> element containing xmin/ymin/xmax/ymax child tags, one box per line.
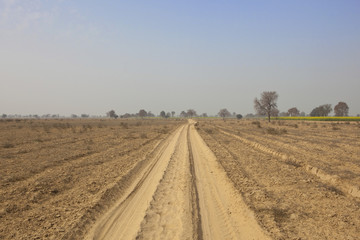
<box><xmin>1</xmin><ymin>0</ymin><xmax>359</xmax><ymax>116</ymax></box>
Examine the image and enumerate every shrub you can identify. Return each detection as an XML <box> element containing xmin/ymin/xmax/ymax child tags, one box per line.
<box><xmin>120</xmin><ymin>122</ymin><xmax>129</xmax><ymax>129</ymax></box>
<box><xmin>204</xmin><ymin>128</ymin><xmax>213</xmax><ymax>134</ymax></box>
<box><xmin>266</xmin><ymin>127</ymin><xmax>287</xmax><ymax>135</ymax></box>
<box><xmin>252</xmin><ymin>121</ymin><xmax>262</xmax><ymax>128</ymax></box>
<box><xmin>3</xmin><ymin>143</ymin><xmax>14</xmax><ymax>148</ymax></box>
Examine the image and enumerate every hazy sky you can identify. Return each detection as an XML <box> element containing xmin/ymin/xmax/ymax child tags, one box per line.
<box><xmin>1</xmin><ymin>0</ymin><xmax>359</xmax><ymax>116</ymax></box>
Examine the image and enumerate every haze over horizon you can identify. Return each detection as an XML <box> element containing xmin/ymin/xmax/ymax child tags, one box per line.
<box><xmin>1</xmin><ymin>0</ymin><xmax>359</xmax><ymax>116</ymax></box>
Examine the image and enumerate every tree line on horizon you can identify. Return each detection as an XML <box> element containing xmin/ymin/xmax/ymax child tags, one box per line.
<box><xmin>1</xmin><ymin>92</ymin><xmax>355</xmax><ymax>119</ymax></box>
<box><xmin>253</xmin><ymin>91</ymin><xmax>351</xmax><ymax>122</ymax></box>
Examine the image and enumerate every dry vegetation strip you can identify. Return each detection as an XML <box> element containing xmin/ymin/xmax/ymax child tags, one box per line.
<box><xmin>0</xmin><ymin>118</ymin><xmax>184</xmax><ymax>240</ymax></box>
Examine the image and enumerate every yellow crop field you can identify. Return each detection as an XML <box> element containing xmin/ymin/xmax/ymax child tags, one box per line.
<box><xmin>272</xmin><ymin>116</ymin><xmax>360</xmax><ymax>121</ymax></box>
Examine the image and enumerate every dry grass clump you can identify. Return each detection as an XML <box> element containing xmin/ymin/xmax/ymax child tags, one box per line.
<box><xmin>277</xmin><ymin>121</ymin><xmax>285</xmax><ymax>126</ymax></box>
<box><xmin>120</xmin><ymin>122</ymin><xmax>129</xmax><ymax>129</ymax></box>
<box><xmin>252</xmin><ymin>121</ymin><xmax>262</xmax><ymax>128</ymax></box>
<box><xmin>266</xmin><ymin>127</ymin><xmax>287</xmax><ymax>135</ymax></box>
<box><xmin>3</xmin><ymin>142</ymin><xmax>15</xmax><ymax>148</ymax></box>
<box><xmin>331</xmin><ymin>123</ymin><xmax>341</xmax><ymax>130</ymax></box>
<box><xmin>204</xmin><ymin>128</ymin><xmax>213</xmax><ymax>134</ymax></box>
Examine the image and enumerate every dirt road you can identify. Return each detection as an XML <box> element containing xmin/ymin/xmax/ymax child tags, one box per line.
<box><xmin>85</xmin><ymin>121</ymin><xmax>270</xmax><ymax>240</ymax></box>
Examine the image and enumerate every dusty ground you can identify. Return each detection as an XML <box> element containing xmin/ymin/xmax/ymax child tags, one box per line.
<box><xmin>196</xmin><ymin>119</ymin><xmax>360</xmax><ymax>240</ymax></box>
<box><xmin>85</xmin><ymin>120</ymin><xmax>269</xmax><ymax>240</ymax></box>
<box><xmin>0</xmin><ymin>118</ymin><xmax>183</xmax><ymax>239</ymax></box>
<box><xmin>1</xmin><ymin>118</ymin><xmax>359</xmax><ymax>239</ymax></box>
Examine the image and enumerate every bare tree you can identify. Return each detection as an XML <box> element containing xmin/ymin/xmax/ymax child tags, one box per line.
<box><xmin>171</xmin><ymin>111</ymin><xmax>175</xmax><ymax>117</ymax></box>
<box><xmin>139</xmin><ymin>109</ymin><xmax>147</xmax><ymax>118</ymax></box>
<box><xmin>187</xmin><ymin>109</ymin><xmax>197</xmax><ymax>118</ymax></box>
<box><xmin>288</xmin><ymin>107</ymin><xmax>300</xmax><ymax>117</ymax></box>
<box><xmin>254</xmin><ymin>91</ymin><xmax>279</xmax><ymax>122</ymax></box>
<box><xmin>271</xmin><ymin>108</ymin><xmax>279</xmax><ymax>117</ymax></box>
<box><xmin>218</xmin><ymin>108</ymin><xmax>231</xmax><ymax>119</ymax></box>
<box><xmin>334</xmin><ymin>102</ymin><xmax>349</xmax><ymax>116</ymax></box>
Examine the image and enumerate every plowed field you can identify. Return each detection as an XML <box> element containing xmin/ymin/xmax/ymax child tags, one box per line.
<box><xmin>1</xmin><ymin>118</ymin><xmax>359</xmax><ymax>239</ymax></box>
<box><xmin>196</xmin><ymin>119</ymin><xmax>360</xmax><ymax>239</ymax></box>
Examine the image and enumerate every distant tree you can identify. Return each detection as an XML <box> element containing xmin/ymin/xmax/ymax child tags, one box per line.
<box><xmin>334</xmin><ymin>102</ymin><xmax>349</xmax><ymax>116</ymax></box>
<box><xmin>160</xmin><ymin>111</ymin><xmax>166</xmax><ymax>118</ymax></box>
<box><xmin>310</xmin><ymin>108</ymin><xmax>319</xmax><ymax>116</ymax></box>
<box><xmin>271</xmin><ymin>108</ymin><xmax>279</xmax><ymax>117</ymax></box>
<box><xmin>139</xmin><ymin>109</ymin><xmax>147</xmax><ymax>118</ymax></box>
<box><xmin>323</xmin><ymin>104</ymin><xmax>332</xmax><ymax>116</ymax></box>
<box><xmin>310</xmin><ymin>104</ymin><xmax>332</xmax><ymax>117</ymax></box>
<box><xmin>187</xmin><ymin>109</ymin><xmax>197</xmax><ymax>118</ymax></box>
<box><xmin>122</xmin><ymin>113</ymin><xmax>131</xmax><ymax>118</ymax></box>
<box><xmin>81</xmin><ymin>114</ymin><xmax>89</xmax><ymax>118</ymax></box>
<box><xmin>2</xmin><ymin>114</ymin><xmax>7</xmax><ymax>118</ymax></box>
<box><xmin>236</xmin><ymin>114</ymin><xmax>243</xmax><ymax>120</ymax></box>
<box><xmin>254</xmin><ymin>91</ymin><xmax>279</xmax><ymax>122</ymax></box>
<box><xmin>180</xmin><ymin>111</ymin><xmax>187</xmax><ymax>118</ymax></box>
<box><xmin>288</xmin><ymin>107</ymin><xmax>300</xmax><ymax>117</ymax></box>
<box><xmin>166</xmin><ymin>112</ymin><xmax>171</xmax><ymax>118</ymax></box>
<box><xmin>300</xmin><ymin>112</ymin><xmax>306</xmax><ymax>116</ymax></box>
<box><xmin>245</xmin><ymin>113</ymin><xmax>255</xmax><ymax>118</ymax></box>
<box><xmin>107</xmin><ymin>110</ymin><xmax>118</xmax><ymax>119</ymax></box>
<box><xmin>171</xmin><ymin>111</ymin><xmax>175</xmax><ymax>117</ymax></box>
<box><xmin>218</xmin><ymin>108</ymin><xmax>231</xmax><ymax>119</ymax></box>
<box><xmin>147</xmin><ymin>111</ymin><xmax>155</xmax><ymax>117</ymax></box>
<box><xmin>71</xmin><ymin>114</ymin><xmax>78</xmax><ymax>118</ymax></box>
<box><xmin>201</xmin><ymin>113</ymin><xmax>208</xmax><ymax>118</ymax></box>
<box><xmin>279</xmin><ymin>112</ymin><xmax>289</xmax><ymax>117</ymax></box>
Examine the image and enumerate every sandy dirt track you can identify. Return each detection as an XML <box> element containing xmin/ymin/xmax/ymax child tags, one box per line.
<box><xmin>85</xmin><ymin>121</ymin><xmax>270</xmax><ymax>240</ymax></box>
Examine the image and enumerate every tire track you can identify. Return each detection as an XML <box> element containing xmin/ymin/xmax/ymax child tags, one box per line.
<box><xmin>85</xmin><ymin>125</ymin><xmax>185</xmax><ymax>240</ymax></box>
<box><xmin>187</xmin><ymin>125</ymin><xmax>203</xmax><ymax>240</ymax></box>
<box><xmin>136</xmin><ymin>125</ymin><xmax>196</xmax><ymax>240</ymax></box>
<box><xmin>85</xmin><ymin>122</ymin><xmax>271</xmax><ymax>240</ymax></box>
<box><xmin>188</xmin><ymin>121</ymin><xmax>271</xmax><ymax>240</ymax></box>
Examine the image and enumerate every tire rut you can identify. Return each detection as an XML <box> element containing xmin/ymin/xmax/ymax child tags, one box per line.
<box><xmin>85</xmin><ymin>125</ymin><xmax>186</xmax><ymax>240</ymax></box>
<box><xmin>136</xmin><ymin>125</ymin><xmax>196</xmax><ymax>240</ymax></box>
<box><xmin>188</xmin><ymin>121</ymin><xmax>271</xmax><ymax>240</ymax></box>
<box><xmin>85</xmin><ymin>122</ymin><xmax>271</xmax><ymax>240</ymax></box>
